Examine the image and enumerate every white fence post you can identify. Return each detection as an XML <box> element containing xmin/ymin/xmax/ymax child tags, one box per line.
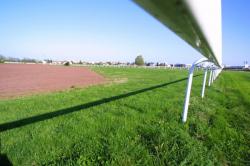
<box><xmin>211</xmin><ymin>70</ymin><xmax>214</xmax><ymax>84</ymax></box>
<box><xmin>208</xmin><ymin>69</ymin><xmax>212</xmax><ymax>86</ymax></box>
<box><xmin>182</xmin><ymin>58</ymin><xmax>207</xmax><ymax>123</ymax></box>
<box><xmin>201</xmin><ymin>68</ymin><xmax>207</xmax><ymax>98</ymax></box>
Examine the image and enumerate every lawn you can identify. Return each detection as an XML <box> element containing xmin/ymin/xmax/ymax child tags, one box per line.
<box><xmin>0</xmin><ymin>67</ymin><xmax>249</xmax><ymax>165</ymax></box>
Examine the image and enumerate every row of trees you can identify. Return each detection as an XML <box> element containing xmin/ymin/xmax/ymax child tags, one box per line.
<box><xmin>0</xmin><ymin>55</ymin><xmax>5</xmax><ymax>63</ymax></box>
<box><xmin>0</xmin><ymin>54</ymin><xmax>146</xmax><ymax>66</ymax></box>
<box><xmin>0</xmin><ymin>55</ymin><xmax>39</xmax><ymax>63</ymax></box>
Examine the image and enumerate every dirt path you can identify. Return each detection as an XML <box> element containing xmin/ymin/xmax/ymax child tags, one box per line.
<box><xmin>0</xmin><ymin>64</ymin><xmax>105</xmax><ymax>99</ymax></box>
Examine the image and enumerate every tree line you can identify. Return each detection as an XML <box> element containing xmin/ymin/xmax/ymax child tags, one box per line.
<box><xmin>0</xmin><ymin>55</ymin><xmax>39</xmax><ymax>63</ymax></box>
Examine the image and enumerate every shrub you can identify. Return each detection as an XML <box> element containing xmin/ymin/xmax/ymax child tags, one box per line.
<box><xmin>64</xmin><ymin>62</ymin><xmax>70</xmax><ymax>66</ymax></box>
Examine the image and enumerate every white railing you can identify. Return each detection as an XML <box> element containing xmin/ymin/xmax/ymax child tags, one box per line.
<box><xmin>182</xmin><ymin>58</ymin><xmax>222</xmax><ymax>123</ymax></box>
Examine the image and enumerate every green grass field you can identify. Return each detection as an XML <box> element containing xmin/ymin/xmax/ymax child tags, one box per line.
<box><xmin>0</xmin><ymin>67</ymin><xmax>249</xmax><ymax>165</ymax></box>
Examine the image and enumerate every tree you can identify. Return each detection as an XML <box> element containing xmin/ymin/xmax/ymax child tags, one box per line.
<box><xmin>135</xmin><ymin>55</ymin><xmax>144</xmax><ymax>66</ymax></box>
<box><xmin>0</xmin><ymin>54</ymin><xmax>5</xmax><ymax>63</ymax></box>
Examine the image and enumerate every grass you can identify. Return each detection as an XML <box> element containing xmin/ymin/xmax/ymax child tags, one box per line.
<box><xmin>0</xmin><ymin>67</ymin><xmax>249</xmax><ymax>165</ymax></box>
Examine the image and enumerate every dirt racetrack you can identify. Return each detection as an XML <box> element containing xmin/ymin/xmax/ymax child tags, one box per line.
<box><xmin>0</xmin><ymin>64</ymin><xmax>105</xmax><ymax>98</ymax></box>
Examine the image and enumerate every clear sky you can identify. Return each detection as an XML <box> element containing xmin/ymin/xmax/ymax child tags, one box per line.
<box><xmin>0</xmin><ymin>0</ymin><xmax>249</xmax><ymax>65</ymax></box>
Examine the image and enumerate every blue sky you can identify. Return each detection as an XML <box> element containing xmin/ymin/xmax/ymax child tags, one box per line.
<box><xmin>0</xmin><ymin>0</ymin><xmax>249</xmax><ymax>65</ymax></box>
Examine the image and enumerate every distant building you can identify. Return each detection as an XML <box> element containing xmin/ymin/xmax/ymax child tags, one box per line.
<box><xmin>244</xmin><ymin>61</ymin><xmax>249</xmax><ymax>69</ymax></box>
<box><xmin>146</xmin><ymin>62</ymin><xmax>155</xmax><ymax>66</ymax></box>
<box><xmin>174</xmin><ymin>64</ymin><xmax>186</xmax><ymax>68</ymax></box>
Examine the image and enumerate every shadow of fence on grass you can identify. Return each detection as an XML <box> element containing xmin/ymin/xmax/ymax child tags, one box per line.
<box><xmin>0</xmin><ymin>75</ymin><xmax>201</xmax><ymax>132</ymax></box>
<box><xmin>0</xmin><ymin>154</ymin><xmax>12</xmax><ymax>166</ymax></box>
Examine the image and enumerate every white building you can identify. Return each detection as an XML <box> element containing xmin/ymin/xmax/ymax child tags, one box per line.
<box><xmin>244</xmin><ymin>61</ymin><xmax>249</xmax><ymax>69</ymax></box>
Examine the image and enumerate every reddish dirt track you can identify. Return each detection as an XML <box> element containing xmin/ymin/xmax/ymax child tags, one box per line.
<box><xmin>0</xmin><ymin>64</ymin><xmax>105</xmax><ymax>99</ymax></box>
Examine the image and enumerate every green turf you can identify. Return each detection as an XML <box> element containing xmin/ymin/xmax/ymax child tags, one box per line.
<box><xmin>0</xmin><ymin>67</ymin><xmax>249</xmax><ymax>165</ymax></box>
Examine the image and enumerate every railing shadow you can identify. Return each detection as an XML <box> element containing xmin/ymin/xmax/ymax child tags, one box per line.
<box><xmin>0</xmin><ymin>154</ymin><xmax>12</xmax><ymax>166</ymax></box>
<box><xmin>0</xmin><ymin>75</ymin><xmax>201</xmax><ymax>132</ymax></box>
